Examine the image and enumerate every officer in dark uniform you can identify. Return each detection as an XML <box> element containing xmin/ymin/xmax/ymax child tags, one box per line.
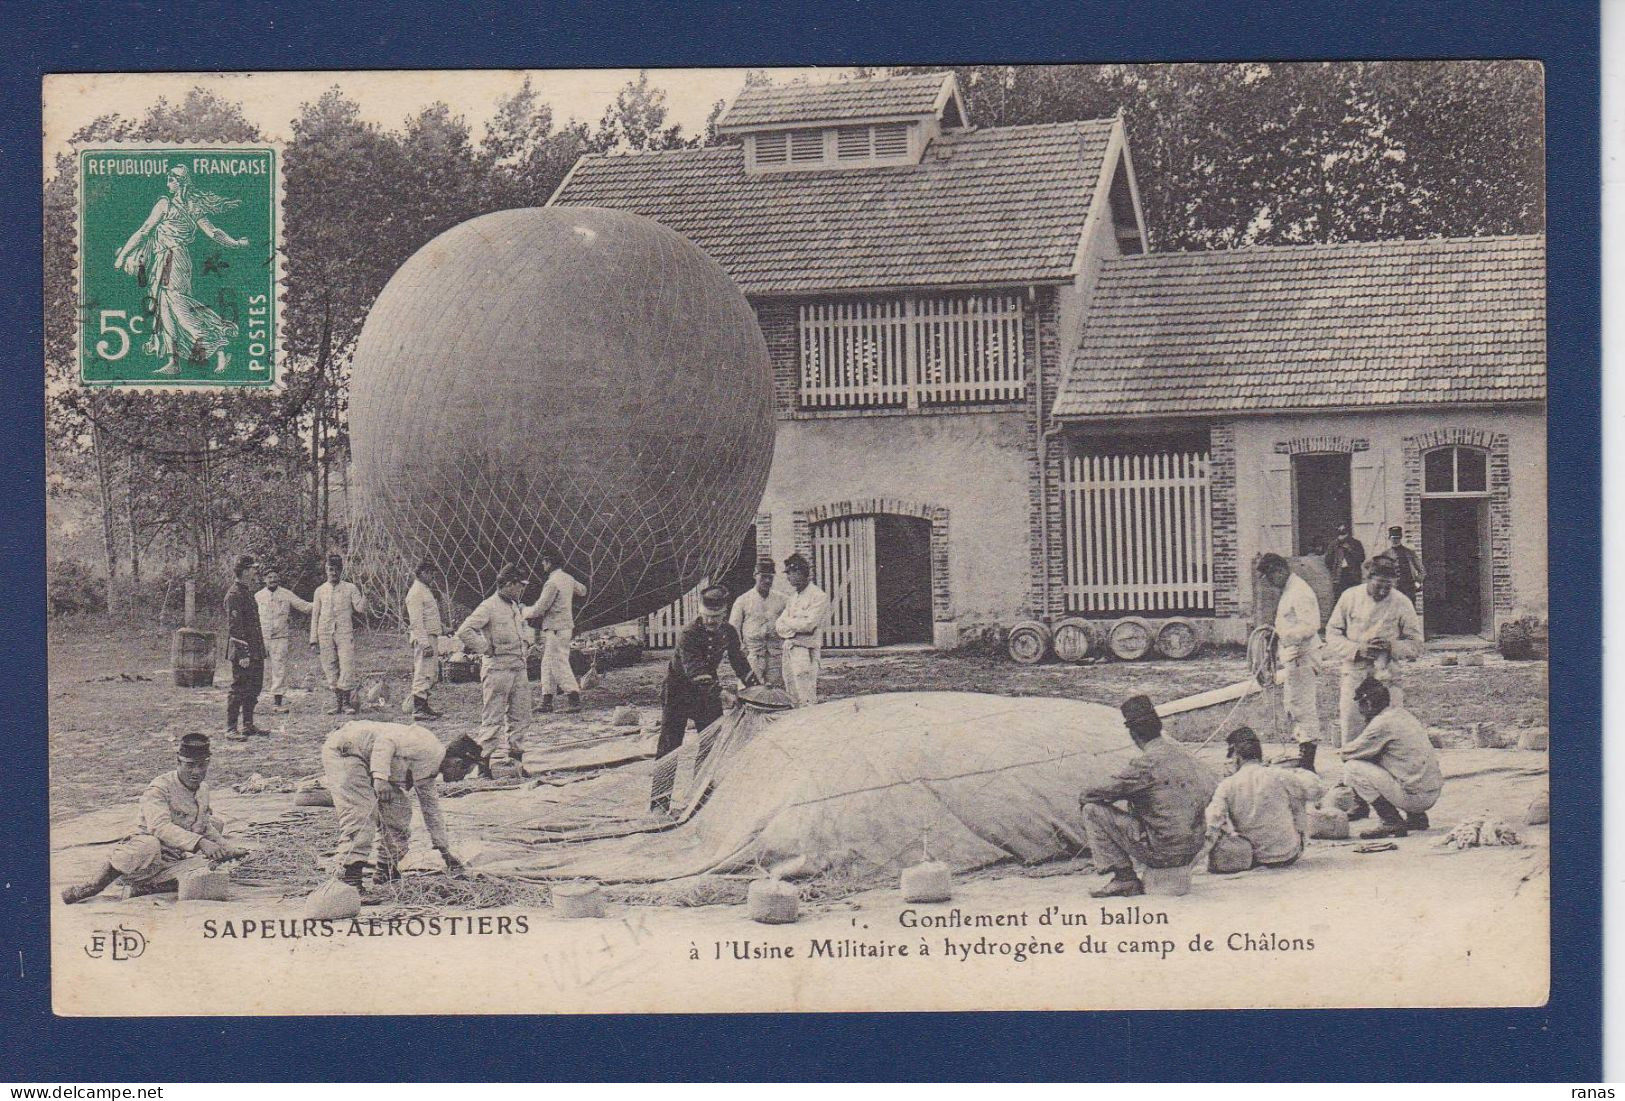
<box><xmin>650</xmin><ymin>584</ymin><xmax>759</xmax><ymax>814</ymax></box>
<box><xmin>225</xmin><ymin>554</ymin><xmax>268</xmax><ymax>740</ymax></box>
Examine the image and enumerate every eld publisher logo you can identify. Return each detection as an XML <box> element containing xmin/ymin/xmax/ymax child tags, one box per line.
<box><xmin>83</xmin><ymin>925</ymin><xmax>146</xmax><ymax>961</ymax></box>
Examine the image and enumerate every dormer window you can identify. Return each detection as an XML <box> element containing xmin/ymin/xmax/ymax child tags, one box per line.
<box><xmin>749</xmin><ymin>122</ymin><xmax>918</xmax><ymax>173</ymax></box>
<box><xmin>725</xmin><ymin>72</ymin><xmax>969</xmax><ymax>175</ymax></box>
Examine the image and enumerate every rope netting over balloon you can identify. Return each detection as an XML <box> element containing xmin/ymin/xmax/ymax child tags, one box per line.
<box><xmin>346</xmin><ymin>206</ymin><xmax>776</xmax><ymax>628</ymax></box>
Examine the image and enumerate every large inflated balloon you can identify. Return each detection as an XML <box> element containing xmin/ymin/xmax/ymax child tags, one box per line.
<box><xmin>349</xmin><ymin>207</ymin><xmax>775</xmax><ymax>627</ymax></box>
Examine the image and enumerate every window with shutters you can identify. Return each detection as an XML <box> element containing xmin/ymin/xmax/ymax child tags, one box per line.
<box><xmin>873</xmin><ymin>122</ymin><xmax>910</xmax><ymax>157</ymax></box>
<box><xmin>798</xmin><ymin>293</ymin><xmax>1026</xmax><ymax>409</ymax></box>
<box><xmin>1060</xmin><ymin>434</ymin><xmax>1215</xmax><ymax>615</ymax></box>
<box><xmin>753</xmin><ymin>131</ymin><xmax>788</xmax><ymax>166</ymax></box>
<box><xmin>750</xmin><ymin>123</ymin><xmax>918</xmax><ymax>171</ymax></box>
<box><xmin>789</xmin><ymin>129</ymin><xmax>825</xmax><ymax>163</ymax></box>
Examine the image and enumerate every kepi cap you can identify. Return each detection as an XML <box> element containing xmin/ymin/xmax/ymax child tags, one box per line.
<box><xmin>178</xmin><ymin>733</ymin><xmax>211</xmax><ymax>760</ymax></box>
<box><xmin>699</xmin><ymin>585</ymin><xmax>730</xmax><ymax>612</ymax></box>
<box><xmin>754</xmin><ymin>558</ymin><xmax>777</xmax><ymax>576</ymax></box>
<box><xmin>1388</xmin><ymin>525</ymin><xmax>1404</xmax><ymax>536</ymax></box>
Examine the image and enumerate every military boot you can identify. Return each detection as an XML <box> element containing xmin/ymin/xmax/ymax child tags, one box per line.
<box><xmin>1359</xmin><ymin>797</ymin><xmax>1410</xmax><ymax>840</ymax></box>
<box><xmin>60</xmin><ymin>862</ymin><xmax>121</xmax><ymax>904</ymax></box>
<box><xmin>413</xmin><ymin>695</ymin><xmax>441</xmax><ymax>720</ymax></box>
<box><xmin>566</xmin><ymin>691</ymin><xmax>582</xmax><ymax>712</ymax></box>
<box><xmin>331</xmin><ymin>690</ymin><xmax>346</xmax><ymax>715</ymax></box>
<box><xmin>539</xmin><ymin>694</ymin><xmax>555</xmax><ymax>714</ymax></box>
<box><xmin>339</xmin><ymin>862</ymin><xmax>367</xmax><ymax>889</ymax></box>
<box><xmin>1089</xmin><ymin>868</ymin><xmax>1145</xmax><ymax>899</ymax></box>
<box><xmin>1297</xmin><ymin>742</ymin><xmax>1318</xmax><ymax>772</ymax></box>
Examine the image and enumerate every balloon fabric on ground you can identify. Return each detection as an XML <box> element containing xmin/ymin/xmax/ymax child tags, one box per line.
<box><xmin>484</xmin><ymin>692</ymin><xmax>1141</xmax><ymax>883</ymax></box>
<box><xmin>347</xmin><ymin>206</ymin><xmax>774</xmax><ymax>625</ymax></box>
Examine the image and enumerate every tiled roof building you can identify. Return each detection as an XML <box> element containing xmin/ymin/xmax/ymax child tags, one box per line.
<box><xmin>1055</xmin><ymin>235</ymin><xmax>1546</xmax><ymax>418</ymax></box>
<box><xmin>554</xmin><ymin>71</ymin><xmax>1546</xmax><ymax>649</ymax></box>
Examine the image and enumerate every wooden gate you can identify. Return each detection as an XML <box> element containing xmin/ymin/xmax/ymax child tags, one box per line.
<box><xmin>1060</xmin><ymin>451</ymin><xmax>1214</xmax><ymax>614</ymax></box>
<box><xmin>644</xmin><ymin>583</ymin><xmax>704</xmax><ymax>649</ymax></box>
<box><xmin>812</xmin><ymin>515</ymin><xmax>878</xmax><ymax>648</ymax></box>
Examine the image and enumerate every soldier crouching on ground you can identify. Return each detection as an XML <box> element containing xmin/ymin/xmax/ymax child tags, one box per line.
<box><xmin>322</xmin><ymin>720</ymin><xmax>483</xmax><ymax>891</ymax></box>
<box><xmin>62</xmin><ymin>733</ymin><xmax>248</xmax><ymax>904</ymax></box>
<box><xmin>1078</xmin><ymin>695</ymin><xmax>1220</xmax><ymax>898</ymax></box>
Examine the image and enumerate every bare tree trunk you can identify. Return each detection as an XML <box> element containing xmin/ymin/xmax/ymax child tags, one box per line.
<box><xmin>91</xmin><ymin>422</ymin><xmax>119</xmax><ymax>612</ymax></box>
<box><xmin>124</xmin><ymin>448</ymin><xmax>141</xmax><ymax>588</ymax></box>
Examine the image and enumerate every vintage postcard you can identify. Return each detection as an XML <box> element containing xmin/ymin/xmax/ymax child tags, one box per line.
<box><xmin>44</xmin><ymin>64</ymin><xmax>1549</xmax><ymax>1016</ymax></box>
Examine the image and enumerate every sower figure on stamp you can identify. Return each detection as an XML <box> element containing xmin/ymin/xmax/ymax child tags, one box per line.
<box><xmin>1341</xmin><ymin>678</ymin><xmax>1442</xmax><ymax>839</ymax></box>
<box><xmin>650</xmin><ymin>585</ymin><xmax>760</xmax><ymax>815</ymax></box>
<box><xmin>321</xmin><ymin>721</ymin><xmax>482</xmax><ymax>890</ymax></box>
<box><xmin>455</xmin><ymin>563</ymin><xmax>534</xmax><ymax>776</ymax></box>
<box><xmin>1203</xmin><ymin>727</ymin><xmax>1323</xmax><ymax>874</ymax></box>
<box><xmin>730</xmin><ymin>558</ymin><xmax>787</xmax><ymax>688</ymax></box>
<box><xmin>310</xmin><ymin>554</ymin><xmax>369</xmax><ymax>715</ymax></box>
<box><xmin>61</xmin><ymin>734</ymin><xmax>247</xmax><ymax>904</ymax></box>
<box><xmin>112</xmin><ymin>164</ymin><xmax>249</xmax><ymax>376</ymax></box>
<box><xmin>405</xmin><ymin>560</ymin><xmax>447</xmax><ymax>721</ymax></box>
<box><xmin>1324</xmin><ymin>556</ymin><xmax>1422</xmax><ymax>750</ymax></box>
<box><xmin>525</xmin><ymin>549</ymin><xmax>587</xmax><ymax>714</ymax></box>
<box><xmin>225</xmin><ymin>554</ymin><xmax>268</xmax><ymax>741</ymax></box>
<box><xmin>1078</xmin><ymin>695</ymin><xmax>1219</xmax><ymax>898</ymax></box>
<box><xmin>774</xmin><ymin>553</ymin><xmax>830</xmax><ymax>708</ymax></box>
<box><xmin>1258</xmin><ymin>553</ymin><xmax>1324</xmax><ymax>771</ymax></box>
<box><xmin>256</xmin><ymin>565</ymin><xmax>312</xmax><ymax>713</ymax></box>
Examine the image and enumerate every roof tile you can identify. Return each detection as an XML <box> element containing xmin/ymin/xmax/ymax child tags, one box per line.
<box><xmin>1053</xmin><ymin>235</ymin><xmax>1546</xmax><ymax>417</ymax></box>
<box><xmin>718</xmin><ymin>73</ymin><xmax>953</xmax><ymax>129</ymax></box>
<box><xmin>552</xmin><ymin>119</ymin><xmax>1116</xmax><ymax>294</ymax></box>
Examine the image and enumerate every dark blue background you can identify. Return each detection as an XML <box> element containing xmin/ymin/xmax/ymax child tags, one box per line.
<box><xmin>2</xmin><ymin>0</ymin><xmax>1600</xmax><ymax>1082</ymax></box>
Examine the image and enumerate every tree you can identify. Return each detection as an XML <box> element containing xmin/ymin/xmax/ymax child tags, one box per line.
<box><xmin>591</xmin><ymin>70</ymin><xmax>697</xmax><ymax>153</ymax></box>
<box><xmin>891</xmin><ymin>61</ymin><xmax>1544</xmax><ymax>249</ymax></box>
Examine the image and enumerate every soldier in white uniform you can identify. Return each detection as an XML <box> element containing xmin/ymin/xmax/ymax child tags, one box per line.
<box><xmin>1257</xmin><ymin>553</ymin><xmax>1325</xmax><ymax>771</ymax></box>
<box><xmin>525</xmin><ymin>550</ymin><xmax>587</xmax><ymax>713</ymax></box>
<box><xmin>1324</xmin><ymin>557</ymin><xmax>1423</xmax><ymax>748</ymax></box>
<box><xmin>405</xmin><ymin>560</ymin><xmax>447</xmax><ymax>721</ymax></box>
<box><xmin>321</xmin><ymin>721</ymin><xmax>481</xmax><ymax>889</ymax></box>
<box><xmin>256</xmin><ymin>566</ymin><xmax>312</xmax><ymax>711</ymax></box>
<box><xmin>774</xmin><ymin>553</ymin><xmax>830</xmax><ymax>708</ymax></box>
<box><xmin>455</xmin><ymin>563</ymin><xmax>534</xmax><ymax>773</ymax></box>
<box><xmin>730</xmin><ymin>558</ymin><xmax>787</xmax><ymax>688</ymax></box>
<box><xmin>61</xmin><ymin>734</ymin><xmax>248</xmax><ymax>903</ymax></box>
<box><xmin>309</xmin><ymin>554</ymin><xmax>369</xmax><ymax>715</ymax></box>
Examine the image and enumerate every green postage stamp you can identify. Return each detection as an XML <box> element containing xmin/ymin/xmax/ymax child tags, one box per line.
<box><xmin>77</xmin><ymin>145</ymin><xmax>280</xmax><ymax>387</ymax></box>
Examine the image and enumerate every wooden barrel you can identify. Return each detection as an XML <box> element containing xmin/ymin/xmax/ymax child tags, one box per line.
<box><xmin>1154</xmin><ymin>617</ymin><xmax>1201</xmax><ymax>660</ymax></box>
<box><xmin>1107</xmin><ymin>617</ymin><xmax>1155</xmax><ymax>661</ymax></box>
<box><xmin>1050</xmin><ymin>617</ymin><xmax>1094</xmax><ymax>663</ymax></box>
<box><xmin>1006</xmin><ymin>620</ymin><xmax>1052</xmax><ymax>665</ymax></box>
<box><xmin>171</xmin><ymin>628</ymin><xmax>217</xmax><ymax>688</ymax></box>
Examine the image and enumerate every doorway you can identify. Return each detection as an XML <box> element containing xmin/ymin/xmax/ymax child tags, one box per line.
<box><xmin>811</xmin><ymin>512</ymin><xmax>933</xmax><ymax>648</ymax></box>
<box><xmin>1292</xmin><ymin>453</ymin><xmax>1352</xmax><ymax>556</ymax></box>
<box><xmin>874</xmin><ymin>515</ymin><xmax>932</xmax><ymax>645</ymax></box>
<box><xmin>1421</xmin><ymin>498</ymin><xmax>1490</xmax><ymax>637</ymax></box>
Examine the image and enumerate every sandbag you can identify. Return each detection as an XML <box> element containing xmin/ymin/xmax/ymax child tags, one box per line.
<box><xmin>900</xmin><ymin>861</ymin><xmax>952</xmax><ymax>902</ymax></box>
<box><xmin>1141</xmin><ymin>864</ymin><xmax>1192</xmax><ymax>897</ymax></box>
<box><xmin>1321</xmin><ymin>785</ymin><xmax>1358</xmax><ymax>814</ymax></box>
<box><xmin>305</xmin><ymin>880</ymin><xmax>361</xmax><ymax>920</ymax></box>
<box><xmin>1207</xmin><ymin>834</ymin><xmax>1255</xmax><ymax>875</ymax></box>
<box><xmin>748</xmin><ymin>879</ymin><xmax>798</xmax><ymax>924</ymax></box>
<box><xmin>1308</xmin><ymin>806</ymin><xmax>1350</xmax><ymax>840</ymax></box>
<box><xmin>1524</xmin><ymin>794</ymin><xmax>1550</xmax><ymax>825</ymax></box>
<box><xmin>553</xmin><ymin>882</ymin><xmax>605</xmax><ymax>919</ymax></box>
<box><xmin>295</xmin><ymin>788</ymin><xmax>335</xmax><ymax>808</ymax></box>
<box><xmin>177</xmin><ymin>869</ymin><xmax>230</xmax><ymax>901</ymax></box>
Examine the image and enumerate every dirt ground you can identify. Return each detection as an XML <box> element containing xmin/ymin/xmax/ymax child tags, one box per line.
<box><xmin>47</xmin><ymin>617</ymin><xmax>1548</xmax><ymax>820</ymax></box>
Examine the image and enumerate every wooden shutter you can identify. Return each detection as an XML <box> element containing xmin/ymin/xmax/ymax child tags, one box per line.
<box><xmin>1261</xmin><ymin>456</ymin><xmax>1294</xmax><ymax>555</ymax></box>
<box><xmin>812</xmin><ymin>516</ymin><xmax>877</xmax><ymax>647</ymax></box>
<box><xmin>1352</xmin><ymin>455</ymin><xmax>1387</xmax><ymax>558</ymax></box>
